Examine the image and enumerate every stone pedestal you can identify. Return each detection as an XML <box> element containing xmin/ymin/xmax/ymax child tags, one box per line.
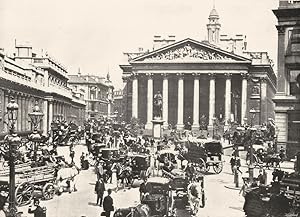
<box><xmin>152</xmin><ymin>119</ymin><xmax>164</xmax><ymax>139</ymax></box>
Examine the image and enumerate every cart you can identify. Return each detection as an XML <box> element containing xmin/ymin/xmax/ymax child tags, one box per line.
<box><xmin>185</xmin><ymin>141</ymin><xmax>223</xmax><ymax>174</ymax></box>
<box><xmin>0</xmin><ymin>163</ymin><xmax>57</xmax><ymax>206</ymax></box>
<box><xmin>203</xmin><ymin>141</ymin><xmax>223</xmax><ymax>174</ymax></box>
<box><xmin>143</xmin><ymin>177</ymin><xmax>176</xmax><ymax>217</ymax></box>
<box><xmin>127</xmin><ymin>152</ymin><xmax>150</xmax><ymax>180</ymax></box>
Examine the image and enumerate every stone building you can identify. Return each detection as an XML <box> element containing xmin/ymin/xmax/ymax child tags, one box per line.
<box><xmin>113</xmin><ymin>89</ymin><xmax>125</xmax><ymax>121</ymax></box>
<box><xmin>0</xmin><ymin>43</ymin><xmax>86</xmax><ymax>135</ymax></box>
<box><xmin>273</xmin><ymin>0</ymin><xmax>300</xmax><ymax>157</ymax></box>
<box><xmin>68</xmin><ymin>73</ymin><xmax>114</xmax><ymax>119</ymax></box>
<box><xmin>120</xmin><ymin>7</ymin><xmax>277</xmax><ymax>134</ymax></box>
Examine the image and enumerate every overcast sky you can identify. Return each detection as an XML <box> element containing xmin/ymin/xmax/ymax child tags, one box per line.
<box><xmin>0</xmin><ymin>0</ymin><xmax>279</xmax><ymax>89</ymax></box>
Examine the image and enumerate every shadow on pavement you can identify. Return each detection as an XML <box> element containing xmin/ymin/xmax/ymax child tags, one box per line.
<box><xmin>88</xmin><ymin>202</ymin><xmax>99</xmax><ymax>206</ymax></box>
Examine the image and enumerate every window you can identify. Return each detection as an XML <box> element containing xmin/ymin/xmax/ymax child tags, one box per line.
<box><xmin>288</xmin><ymin>111</ymin><xmax>300</xmax><ymax>142</ymax></box>
<box><xmin>289</xmin><ymin>70</ymin><xmax>300</xmax><ymax>95</ymax></box>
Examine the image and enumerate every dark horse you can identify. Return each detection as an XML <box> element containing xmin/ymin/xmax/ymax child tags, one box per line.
<box><xmin>113</xmin><ymin>204</ymin><xmax>150</xmax><ymax>217</ymax></box>
<box><xmin>118</xmin><ymin>166</ymin><xmax>133</xmax><ymax>189</ymax></box>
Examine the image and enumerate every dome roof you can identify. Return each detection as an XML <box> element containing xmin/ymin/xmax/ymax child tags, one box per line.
<box><xmin>209</xmin><ymin>8</ymin><xmax>219</xmax><ymax>17</ymax></box>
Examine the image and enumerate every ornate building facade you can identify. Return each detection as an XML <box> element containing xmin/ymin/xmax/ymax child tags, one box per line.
<box><xmin>273</xmin><ymin>0</ymin><xmax>300</xmax><ymax>157</ymax></box>
<box><xmin>113</xmin><ymin>89</ymin><xmax>125</xmax><ymax>121</ymax></box>
<box><xmin>68</xmin><ymin>73</ymin><xmax>114</xmax><ymax>119</ymax></box>
<box><xmin>120</xmin><ymin>8</ymin><xmax>277</xmax><ymax>134</ymax></box>
<box><xmin>0</xmin><ymin>43</ymin><xmax>86</xmax><ymax>135</ymax></box>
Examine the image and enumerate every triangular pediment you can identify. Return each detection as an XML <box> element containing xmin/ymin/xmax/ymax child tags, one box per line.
<box><xmin>131</xmin><ymin>38</ymin><xmax>250</xmax><ymax>63</ymax></box>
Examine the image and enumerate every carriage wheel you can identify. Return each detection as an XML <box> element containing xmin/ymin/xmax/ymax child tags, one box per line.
<box><xmin>15</xmin><ymin>182</ymin><xmax>34</xmax><ymax>206</ymax></box>
<box><xmin>197</xmin><ymin>158</ymin><xmax>207</xmax><ymax>173</ymax></box>
<box><xmin>205</xmin><ymin>165</ymin><xmax>210</xmax><ymax>172</ymax></box>
<box><xmin>43</xmin><ymin>183</ymin><xmax>56</xmax><ymax>200</ymax></box>
<box><xmin>246</xmin><ymin>154</ymin><xmax>257</xmax><ymax>166</ymax></box>
<box><xmin>213</xmin><ymin>162</ymin><xmax>223</xmax><ymax>174</ymax></box>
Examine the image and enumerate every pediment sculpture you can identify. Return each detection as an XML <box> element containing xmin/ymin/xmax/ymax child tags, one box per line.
<box><xmin>142</xmin><ymin>44</ymin><xmax>235</xmax><ymax>61</ymax></box>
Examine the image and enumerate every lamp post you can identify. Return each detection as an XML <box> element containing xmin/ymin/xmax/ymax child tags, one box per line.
<box><xmin>28</xmin><ymin>101</ymin><xmax>44</xmax><ymax>162</ymax></box>
<box><xmin>249</xmin><ymin>108</ymin><xmax>256</xmax><ymax>127</ymax></box>
<box><xmin>114</xmin><ymin>110</ymin><xmax>119</xmax><ymax>123</ymax></box>
<box><xmin>243</xmin><ymin>118</ymin><xmax>248</xmax><ymax>127</ymax></box>
<box><xmin>6</xmin><ymin>97</ymin><xmax>21</xmax><ymax>216</ymax></box>
<box><xmin>212</xmin><ymin>117</ymin><xmax>216</xmax><ymax>139</ymax></box>
<box><xmin>232</xmin><ymin>91</ymin><xmax>240</xmax><ymax>123</ymax></box>
<box><xmin>248</xmin><ymin>108</ymin><xmax>256</xmax><ymax>183</ymax></box>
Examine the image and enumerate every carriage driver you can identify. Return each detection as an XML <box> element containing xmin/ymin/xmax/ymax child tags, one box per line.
<box><xmin>185</xmin><ymin>161</ymin><xmax>195</xmax><ymax>182</ymax></box>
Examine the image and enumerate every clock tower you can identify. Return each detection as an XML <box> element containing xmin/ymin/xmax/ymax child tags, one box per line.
<box><xmin>207</xmin><ymin>6</ymin><xmax>221</xmax><ymax>45</ymax></box>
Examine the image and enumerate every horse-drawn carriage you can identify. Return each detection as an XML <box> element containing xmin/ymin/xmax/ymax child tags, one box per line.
<box><xmin>51</xmin><ymin>121</ymin><xmax>80</xmax><ymax>146</ymax></box>
<box><xmin>114</xmin><ymin>177</ymin><xmax>176</xmax><ymax>217</ymax></box>
<box><xmin>183</xmin><ymin>141</ymin><xmax>223</xmax><ymax>174</ymax></box>
<box><xmin>127</xmin><ymin>152</ymin><xmax>151</xmax><ymax>181</ymax></box>
<box><xmin>100</xmin><ymin>148</ymin><xmax>120</xmax><ymax>162</ymax></box>
<box><xmin>162</xmin><ymin>166</ymin><xmax>206</xmax><ymax>216</ymax></box>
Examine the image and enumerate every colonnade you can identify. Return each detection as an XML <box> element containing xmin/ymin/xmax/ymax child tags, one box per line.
<box><xmin>0</xmin><ymin>89</ymin><xmax>44</xmax><ymax>133</ymax></box>
<box><xmin>130</xmin><ymin>72</ymin><xmax>248</xmax><ymax>130</ymax></box>
<box><xmin>0</xmin><ymin>89</ymin><xmax>85</xmax><ymax>134</ymax></box>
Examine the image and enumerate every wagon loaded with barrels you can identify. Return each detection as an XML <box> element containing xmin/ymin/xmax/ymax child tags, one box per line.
<box><xmin>0</xmin><ymin>163</ymin><xmax>57</xmax><ymax>206</ymax></box>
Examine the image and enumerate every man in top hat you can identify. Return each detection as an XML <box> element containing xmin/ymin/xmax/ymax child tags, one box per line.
<box><xmin>95</xmin><ymin>177</ymin><xmax>106</xmax><ymax>206</ymax></box>
<box><xmin>28</xmin><ymin>198</ymin><xmax>45</xmax><ymax>217</ymax></box>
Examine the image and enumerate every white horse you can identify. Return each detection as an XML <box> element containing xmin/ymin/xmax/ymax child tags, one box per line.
<box><xmin>187</xmin><ymin>181</ymin><xmax>204</xmax><ymax>216</ymax></box>
<box><xmin>56</xmin><ymin>166</ymin><xmax>80</xmax><ymax>193</ymax></box>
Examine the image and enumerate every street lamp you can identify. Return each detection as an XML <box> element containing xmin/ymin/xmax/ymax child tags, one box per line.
<box><xmin>248</xmin><ymin>108</ymin><xmax>256</xmax><ymax>183</ymax></box>
<box><xmin>114</xmin><ymin>110</ymin><xmax>119</xmax><ymax>122</ymax></box>
<box><xmin>5</xmin><ymin>97</ymin><xmax>21</xmax><ymax>216</ymax></box>
<box><xmin>249</xmin><ymin>108</ymin><xmax>256</xmax><ymax>127</ymax></box>
<box><xmin>28</xmin><ymin>101</ymin><xmax>44</xmax><ymax>162</ymax></box>
<box><xmin>243</xmin><ymin>118</ymin><xmax>248</xmax><ymax>127</ymax></box>
<box><xmin>28</xmin><ymin>101</ymin><xmax>44</xmax><ymax>131</ymax></box>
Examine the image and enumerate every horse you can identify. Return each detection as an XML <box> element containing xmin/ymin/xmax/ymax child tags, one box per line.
<box><xmin>187</xmin><ymin>181</ymin><xmax>204</xmax><ymax>215</ymax></box>
<box><xmin>118</xmin><ymin>165</ymin><xmax>133</xmax><ymax>189</ymax></box>
<box><xmin>55</xmin><ymin>165</ymin><xmax>80</xmax><ymax>194</ymax></box>
<box><xmin>113</xmin><ymin>204</ymin><xmax>150</xmax><ymax>217</ymax></box>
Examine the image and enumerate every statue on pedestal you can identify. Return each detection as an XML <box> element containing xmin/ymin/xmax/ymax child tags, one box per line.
<box><xmin>153</xmin><ymin>91</ymin><xmax>163</xmax><ymax>119</ymax></box>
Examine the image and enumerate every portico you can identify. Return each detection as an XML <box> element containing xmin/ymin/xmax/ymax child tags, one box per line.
<box><xmin>120</xmin><ymin>37</ymin><xmax>276</xmax><ymax>133</ymax></box>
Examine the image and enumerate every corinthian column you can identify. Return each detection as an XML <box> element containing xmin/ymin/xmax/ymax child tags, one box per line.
<box><xmin>145</xmin><ymin>73</ymin><xmax>153</xmax><ymax>130</ymax></box>
<box><xmin>132</xmin><ymin>74</ymin><xmax>138</xmax><ymax>119</ymax></box>
<box><xmin>176</xmin><ymin>74</ymin><xmax>184</xmax><ymax>130</ymax></box>
<box><xmin>225</xmin><ymin>73</ymin><xmax>232</xmax><ymax>127</ymax></box>
<box><xmin>192</xmin><ymin>74</ymin><xmax>200</xmax><ymax>130</ymax></box>
<box><xmin>17</xmin><ymin>94</ymin><xmax>22</xmax><ymax>132</ymax></box>
<box><xmin>241</xmin><ymin>73</ymin><xmax>248</xmax><ymax>125</ymax></box>
<box><xmin>43</xmin><ymin>100</ymin><xmax>48</xmax><ymax>134</ymax></box>
<box><xmin>208</xmin><ymin>73</ymin><xmax>216</xmax><ymax>127</ymax></box>
<box><xmin>162</xmin><ymin>74</ymin><xmax>169</xmax><ymax>129</ymax></box>
<box><xmin>48</xmin><ymin>98</ymin><xmax>53</xmax><ymax>130</ymax></box>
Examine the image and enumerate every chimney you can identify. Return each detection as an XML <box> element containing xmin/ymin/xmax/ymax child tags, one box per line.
<box><xmin>153</xmin><ymin>35</ymin><xmax>162</xmax><ymax>50</ymax></box>
<box><xmin>138</xmin><ymin>47</ymin><xmax>144</xmax><ymax>53</ymax></box>
<box><xmin>244</xmin><ymin>36</ymin><xmax>247</xmax><ymax>51</ymax></box>
<box><xmin>153</xmin><ymin>35</ymin><xmax>176</xmax><ymax>50</ymax></box>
